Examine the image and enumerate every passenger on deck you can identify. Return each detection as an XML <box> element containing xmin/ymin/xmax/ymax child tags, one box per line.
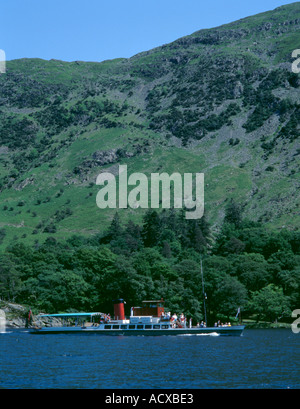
<box><xmin>180</xmin><ymin>313</ymin><xmax>185</xmax><ymax>325</ymax></box>
<box><xmin>171</xmin><ymin>313</ymin><xmax>177</xmax><ymax>322</ymax></box>
<box><xmin>178</xmin><ymin>313</ymin><xmax>185</xmax><ymax>328</ymax></box>
<box><xmin>103</xmin><ymin>314</ymin><xmax>110</xmax><ymax>324</ymax></box>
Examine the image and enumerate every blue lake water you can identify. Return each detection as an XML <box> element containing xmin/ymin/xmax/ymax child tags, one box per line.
<box><xmin>0</xmin><ymin>328</ymin><xmax>299</xmax><ymax>389</ymax></box>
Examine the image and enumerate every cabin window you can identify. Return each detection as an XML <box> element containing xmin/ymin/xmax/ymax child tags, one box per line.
<box><xmin>120</xmin><ymin>325</ymin><xmax>127</xmax><ymax>330</ymax></box>
<box><xmin>137</xmin><ymin>325</ymin><xmax>143</xmax><ymax>329</ymax></box>
<box><xmin>129</xmin><ymin>325</ymin><xmax>135</xmax><ymax>329</ymax></box>
<box><xmin>112</xmin><ymin>325</ymin><xmax>119</xmax><ymax>329</ymax></box>
<box><xmin>153</xmin><ymin>325</ymin><xmax>160</xmax><ymax>329</ymax></box>
<box><xmin>143</xmin><ymin>303</ymin><xmax>156</xmax><ymax>308</ymax></box>
<box><xmin>104</xmin><ymin>325</ymin><xmax>111</xmax><ymax>329</ymax></box>
<box><xmin>161</xmin><ymin>325</ymin><xmax>169</xmax><ymax>329</ymax></box>
<box><xmin>145</xmin><ymin>325</ymin><xmax>152</xmax><ymax>329</ymax></box>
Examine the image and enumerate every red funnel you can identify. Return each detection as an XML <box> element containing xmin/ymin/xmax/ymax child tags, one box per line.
<box><xmin>113</xmin><ymin>299</ymin><xmax>125</xmax><ymax>320</ymax></box>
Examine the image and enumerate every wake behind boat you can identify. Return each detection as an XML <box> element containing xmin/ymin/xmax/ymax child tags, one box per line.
<box><xmin>30</xmin><ymin>299</ymin><xmax>245</xmax><ymax>336</ymax></box>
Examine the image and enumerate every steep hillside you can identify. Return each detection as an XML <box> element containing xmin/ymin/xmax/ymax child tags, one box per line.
<box><xmin>0</xmin><ymin>2</ymin><xmax>299</xmax><ymax>249</ymax></box>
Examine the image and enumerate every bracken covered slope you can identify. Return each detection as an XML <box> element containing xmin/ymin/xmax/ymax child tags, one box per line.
<box><xmin>0</xmin><ymin>2</ymin><xmax>299</xmax><ymax>248</ymax></box>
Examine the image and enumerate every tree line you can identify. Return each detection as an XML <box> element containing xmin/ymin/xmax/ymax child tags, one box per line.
<box><xmin>0</xmin><ymin>201</ymin><xmax>299</xmax><ymax>325</ymax></box>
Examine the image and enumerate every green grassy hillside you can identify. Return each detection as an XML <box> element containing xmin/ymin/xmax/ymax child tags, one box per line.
<box><xmin>0</xmin><ymin>2</ymin><xmax>299</xmax><ymax>250</ymax></box>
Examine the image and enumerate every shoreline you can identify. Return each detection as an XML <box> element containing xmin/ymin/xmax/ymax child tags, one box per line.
<box><xmin>0</xmin><ymin>302</ymin><xmax>292</xmax><ymax>330</ymax></box>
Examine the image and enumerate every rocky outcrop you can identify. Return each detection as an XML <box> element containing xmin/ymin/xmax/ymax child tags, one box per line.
<box><xmin>73</xmin><ymin>148</ymin><xmax>135</xmax><ymax>177</ymax></box>
<box><xmin>0</xmin><ymin>302</ymin><xmax>63</xmax><ymax>329</ymax></box>
<box><xmin>0</xmin><ymin>303</ymin><xmax>27</xmax><ymax>328</ymax></box>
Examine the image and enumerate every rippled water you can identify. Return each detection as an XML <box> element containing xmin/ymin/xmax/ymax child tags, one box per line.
<box><xmin>0</xmin><ymin>329</ymin><xmax>299</xmax><ymax>389</ymax></box>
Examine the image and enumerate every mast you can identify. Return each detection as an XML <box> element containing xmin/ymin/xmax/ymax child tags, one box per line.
<box><xmin>200</xmin><ymin>256</ymin><xmax>207</xmax><ymax>325</ymax></box>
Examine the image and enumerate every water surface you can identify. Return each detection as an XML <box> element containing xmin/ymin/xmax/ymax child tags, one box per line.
<box><xmin>0</xmin><ymin>329</ymin><xmax>299</xmax><ymax>389</ymax></box>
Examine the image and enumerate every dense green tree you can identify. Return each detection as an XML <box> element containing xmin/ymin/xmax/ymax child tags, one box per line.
<box><xmin>231</xmin><ymin>253</ymin><xmax>273</xmax><ymax>292</ymax></box>
<box><xmin>224</xmin><ymin>199</ymin><xmax>243</xmax><ymax>228</ymax></box>
<box><xmin>161</xmin><ymin>241</ymin><xmax>172</xmax><ymax>258</ymax></box>
<box><xmin>0</xmin><ymin>254</ymin><xmax>23</xmax><ymax>302</ymax></box>
<box><xmin>26</xmin><ymin>268</ymin><xmax>91</xmax><ymax>312</ymax></box>
<box><xmin>247</xmin><ymin>284</ymin><xmax>291</xmax><ymax>322</ymax></box>
<box><xmin>142</xmin><ymin>210</ymin><xmax>161</xmax><ymax>247</ymax></box>
<box><xmin>262</xmin><ymin>232</ymin><xmax>292</xmax><ymax>259</ymax></box>
<box><xmin>213</xmin><ymin>222</ymin><xmax>240</xmax><ymax>256</ymax></box>
<box><xmin>214</xmin><ymin>275</ymin><xmax>248</xmax><ymax>320</ymax></box>
<box><xmin>237</xmin><ymin>225</ymin><xmax>270</xmax><ymax>255</ymax></box>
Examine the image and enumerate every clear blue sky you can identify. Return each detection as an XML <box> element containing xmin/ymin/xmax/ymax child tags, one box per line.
<box><xmin>1</xmin><ymin>0</ymin><xmax>295</xmax><ymax>62</ymax></box>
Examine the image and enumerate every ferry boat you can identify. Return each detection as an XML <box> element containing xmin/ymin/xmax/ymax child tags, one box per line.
<box><xmin>30</xmin><ymin>299</ymin><xmax>245</xmax><ymax>336</ymax></box>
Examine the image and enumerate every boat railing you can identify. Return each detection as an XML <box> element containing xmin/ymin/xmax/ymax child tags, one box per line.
<box><xmin>160</xmin><ymin>316</ymin><xmax>171</xmax><ymax>322</ymax></box>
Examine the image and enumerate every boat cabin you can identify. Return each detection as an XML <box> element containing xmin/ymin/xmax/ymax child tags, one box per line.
<box><xmin>132</xmin><ymin>298</ymin><xmax>165</xmax><ymax>317</ymax></box>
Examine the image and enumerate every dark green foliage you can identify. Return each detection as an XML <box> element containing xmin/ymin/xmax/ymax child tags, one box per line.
<box><xmin>0</xmin><ymin>229</ymin><xmax>6</xmax><ymax>245</ymax></box>
<box><xmin>242</xmin><ymin>70</ymin><xmax>300</xmax><ymax>134</ymax></box>
<box><xmin>0</xmin><ymin>72</ymin><xmax>68</xmax><ymax>108</ymax></box>
<box><xmin>278</xmin><ymin>104</ymin><xmax>300</xmax><ymax>142</ymax></box>
<box><xmin>0</xmin><ymin>115</ymin><xmax>39</xmax><ymax>150</ymax></box>
<box><xmin>243</xmin><ymin>92</ymin><xmax>278</xmax><ymax>133</ymax></box>
<box><xmin>33</xmin><ymin>98</ymin><xmax>127</xmax><ymax>133</ymax></box>
<box><xmin>142</xmin><ymin>210</ymin><xmax>161</xmax><ymax>247</ymax></box>
<box><xmin>0</xmin><ymin>207</ymin><xmax>298</xmax><ymax>324</ymax></box>
<box><xmin>224</xmin><ymin>199</ymin><xmax>243</xmax><ymax>228</ymax></box>
<box><xmin>43</xmin><ymin>223</ymin><xmax>57</xmax><ymax>233</ymax></box>
<box><xmin>150</xmin><ymin>102</ymin><xmax>241</xmax><ymax>143</ymax></box>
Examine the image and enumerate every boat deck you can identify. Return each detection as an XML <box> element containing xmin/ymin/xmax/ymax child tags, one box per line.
<box><xmin>30</xmin><ymin>324</ymin><xmax>245</xmax><ymax>336</ymax></box>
